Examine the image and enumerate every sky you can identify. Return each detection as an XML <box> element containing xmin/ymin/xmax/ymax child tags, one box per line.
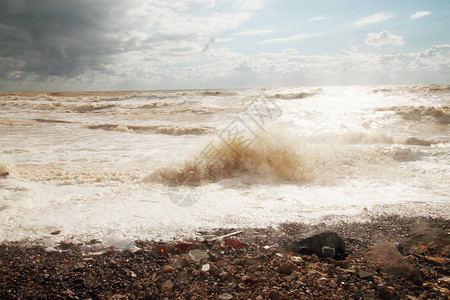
<box><xmin>0</xmin><ymin>0</ymin><xmax>449</xmax><ymax>91</ymax></box>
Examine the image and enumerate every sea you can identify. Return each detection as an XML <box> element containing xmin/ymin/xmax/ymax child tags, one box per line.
<box><xmin>0</xmin><ymin>85</ymin><xmax>449</xmax><ymax>243</ymax></box>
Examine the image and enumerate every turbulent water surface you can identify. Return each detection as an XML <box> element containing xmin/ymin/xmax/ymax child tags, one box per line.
<box><xmin>0</xmin><ymin>85</ymin><xmax>449</xmax><ymax>242</ymax></box>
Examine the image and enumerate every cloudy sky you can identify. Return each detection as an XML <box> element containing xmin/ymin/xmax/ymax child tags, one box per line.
<box><xmin>0</xmin><ymin>0</ymin><xmax>449</xmax><ymax>91</ymax></box>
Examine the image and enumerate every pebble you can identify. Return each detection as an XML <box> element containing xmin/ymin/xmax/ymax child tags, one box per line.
<box><xmin>357</xmin><ymin>268</ymin><xmax>375</xmax><ymax>279</ymax></box>
<box><xmin>161</xmin><ymin>279</ymin><xmax>174</xmax><ymax>292</ymax></box>
<box><xmin>201</xmin><ymin>263</ymin><xmax>210</xmax><ymax>272</ymax></box>
<box><xmin>218</xmin><ymin>293</ymin><xmax>233</xmax><ymax>300</ymax></box>
<box><xmin>189</xmin><ymin>249</ymin><xmax>209</xmax><ymax>262</ymax></box>
<box><xmin>44</xmin><ymin>247</ymin><xmax>58</xmax><ymax>253</ymax></box>
<box><xmin>162</xmin><ymin>265</ymin><xmax>175</xmax><ymax>272</ymax></box>
<box><xmin>268</xmin><ymin>289</ymin><xmax>286</xmax><ymax>300</ymax></box>
<box><xmin>277</xmin><ymin>261</ymin><xmax>295</xmax><ymax>274</ymax></box>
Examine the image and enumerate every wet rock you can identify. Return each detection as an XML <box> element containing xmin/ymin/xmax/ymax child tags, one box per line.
<box><xmin>58</xmin><ymin>241</ymin><xmax>75</xmax><ymax>250</ymax></box>
<box><xmin>399</xmin><ymin>223</ymin><xmax>450</xmax><ymax>255</ymax></box>
<box><xmin>218</xmin><ymin>293</ymin><xmax>233</xmax><ymax>300</ymax></box>
<box><xmin>286</xmin><ymin>231</ymin><xmax>346</xmax><ymax>260</ymax></box>
<box><xmin>268</xmin><ymin>289</ymin><xmax>286</xmax><ymax>300</ymax></box>
<box><xmin>424</xmin><ymin>256</ymin><xmax>447</xmax><ymax>265</ymax></box>
<box><xmin>44</xmin><ymin>247</ymin><xmax>58</xmax><ymax>253</ymax></box>
<box><xmin>176</xmin><ymin>271</ymin><xmax>189</xmax><ymax>282</ymax></box>
<box><xmin>169</xmin><ymin>255</ymin><xmax>191</xmax><ymax>269</ymax></box>
<box><xmin>162</xmin><ymin>265</ymin><xmax>175</xmax><ymax>272</ymax></box>
<box><xmin>153</xmin><ymin>245</ymin><xmax>172</xmax><ymax>255</ymax></box>
<box><xmin>363</xmin><ymin>242</ymin><xmax>422</xmax><ymax>284</ymax></box>
<box><xmin>377</xmin><ymin>285</ymin><xmax>396</xmax><ymax>299</ymax></box>
<box><xmin>357</xmin><ymin>268</ymin><xmax>375</xmax><ymax>279</ymax></box>
<box><xmin>219</xmin><ymin>271</ymin><xmax>232</xmax><ymax>280</ymax></box>
<box><xmin>277</xmin><ymin>261</ymin><xmax>295</xmax><ymax>274</ymax></box>
<box><xmin>160</xmin><ymin>279</ymin><xmax>174</xmax><ymax>292</ymax></box>
<box><xmin>189</xmin><ymin>249</ymin><xmax>209</xmax><ymax>262</ymax></box>
<box><xmin>224</xmin><ymin>238</ymin><xmax>247</xmax><ymax>249</ymax></box>
<box><xmin>177</xmin><ymin>242</ymin><xmax>198</xmax><ymax>253</ymax></box>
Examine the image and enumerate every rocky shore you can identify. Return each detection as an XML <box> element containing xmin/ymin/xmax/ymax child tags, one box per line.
<box><xmin>1</xmin><ymin>215</ymin><xmax>449</xmax><ymax>299</ymax></box>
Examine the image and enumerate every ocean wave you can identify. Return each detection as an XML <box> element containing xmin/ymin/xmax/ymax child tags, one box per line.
<box><xmin>384</xmin><ymin>148</ymin><xmax>423</xmax><ymax>162</ymax></box>
<box><xmin>270</xmin><ymin>92</ymin><xmax>316</xmax><ymax>100</ymax></box>
<box><xmin>147</xmin><ymin>131</ymin><xmax>396</xmax><ymax>186</ymax></box>
<box><xmin>0</xmin><ymin>118</ymin><xmax>34</xmax><ymax>126</ymax></box>
<box><xmin>4</xmin><ymin>164</ymin><xmax>144</xmax><ymax>184</ymax></box>
<box><xmin>33</xmin><ymin>118</ymin><xmax>72</xmax><ymax>124</ymax></box>
<box><xmin>201</xmin><ymin>90</ymin><xmax>237</xmax><ymax>97</ymax></box>
<box><xmin>377</xmin><ymin>105</ymin><xmax>449</xmax><ymax>125</ymax></box>
<box><xmin>87</xmin><ymin>124</ymin><xmax>214</xmax><ymax>135</ymax></box>
<box><xmin>306</xmin><ymin>132</ymin><xmax>395</xmax><ymax>145</ymax></box>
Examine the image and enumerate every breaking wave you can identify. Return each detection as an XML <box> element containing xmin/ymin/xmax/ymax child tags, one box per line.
<box><xmin>87</xmin><ymin>124</ymin><xmax>214</xmax><ymax>135</ymax></box>
<box><xmin>147</xmin><ymin>131</ymin><xmax>397</xmax><ymax>186</ymax></box>
<box><xmin>377</xmin><ymin>105</ymin><xmax>450</xmax><ymax>125</ymax></box>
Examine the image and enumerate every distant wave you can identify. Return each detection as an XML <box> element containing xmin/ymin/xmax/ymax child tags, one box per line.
<box><xmin>377</xmin><ymin>105</ymin><xmax>449</xmax><ymax>125</ymax></box>
<box><xmin>270</xmin><ymin>92</ymin><xmax>316</xmax><ymax>100</ymax></box>
<box><xmin>87</xmin><ymin>124</ymin><xmax>215</xmax><ymax>135</ymax></box>
<box><xmin>306</xmin><ymin>132</ymin><xmax>444</xmax><ymax>146</ymax></box>
<box><xmin>201</xmin><ymin>90</ymin><xmax>237</xmax><ymax>97</ymax></box>
<box><xmin>0</xmin><ymin>118</ymin><xmax>34</xmax><ymax>126</ymax></box>
<box><xmin>371</xmin><ymin>84</ymin><xmax>450</xmax><ymax>95</ymax></box>
<box><xmin>33</xmin><ymin>118</ymin><xmax>72</xmax><ymax>124</ymax></box>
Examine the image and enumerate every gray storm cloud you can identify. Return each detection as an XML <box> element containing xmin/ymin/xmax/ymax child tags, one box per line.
<box><xmin>0</xmin><ymin>0</ymin><xmax>141</xmax><ymax>80</ymax></box>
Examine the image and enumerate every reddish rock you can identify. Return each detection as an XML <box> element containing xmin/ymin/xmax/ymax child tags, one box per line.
<box><xmin>176</xmin><ymin>242</ymin><xmax>198</xmax><ymax>253</ymax></box>
<box><xmin>277</xmin><ymin>261</ymin><xmax>295</xmax><ymax>275</ymax></box>
<box><xmin>363</xmin><ymin>242</ymin><xmax>422</xmax><ymax>284</ymax></box>
<box><xmin>153</xmin><ymin>245</ymin><xmax>172</xmax><ymax>255</ymax></box>
<box><xmin>224</xmin><ymin>238</ymin><xmax>247</xmax><ymax>249</ymax></box>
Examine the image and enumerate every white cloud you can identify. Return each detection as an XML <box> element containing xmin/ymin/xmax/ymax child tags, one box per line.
<box><xmin>233</xmin><ymin>29</ymin><xmax>274</xmax><ymax>36</ymax></box>
<box><xmin>310</xmin><ymin>16</ymin><xmax>326</xmax><ymax>21</ymax></box>
<box><xmin>365</xmin><ymin>30</ymin><xmax>404</xmax><ymax>47</ymax></box>
<box><xmin>259</xmin><ymin>33</ymin><xmax>312</xmax><ymax>44</ymax></box>
<box><xmin>411</xmin><ymin>11</ymin><xmax>432</xmax><ymax>19</ymax></box>
<box><xmin>355</xmin><ymin>13</ymin><xmax>394</xmax><ymax>26</ymax></box>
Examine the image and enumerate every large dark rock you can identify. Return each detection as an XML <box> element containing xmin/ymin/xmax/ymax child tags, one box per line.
<box><xmin>286</xmin><ymin>231</ymin><xmax>346</xmax><ymax>260</ymax></box>
<box><xmin>363</xmin><ymin>242</ymin><xmax>422</xmax><ymax>284</ymax></box>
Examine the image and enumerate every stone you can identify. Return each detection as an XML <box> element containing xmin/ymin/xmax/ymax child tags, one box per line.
<box><xmin>189</xmin><ymin>249</ymin><xmax>209</xmax><ymax>262</ymax></box>
<box><xmin>44</xmin><ymin>247</ymin><xmax>58</xmax><ymax>253</ymax></box>
<box><xmin>177</xmin><ymin>242</ymin><xmax>198</xmax><ymax>253</ymax></box>
<box><xmin>268</xmin><ymin>289</ymin><xmax>286</xmax><ymax>300</ymax></box>
<box><xmin>162</xmin><ymin>265</ymin><xmax>175</xmax><ymax>272</ymax></box>
<box><xmin>218</xmin><ymin>293</ymin><xmax>233</xmax><ymax>300</ymax></box>
<box><xmin>224</xmin><ymin>238</ymin><xmax>247</xmax><ymax>249</ymax></box>
<box><xmin>176</xmin><ymin>271</ymin><xmax>189</xmax><ymax>282</ymax></box>
<box><xmin>363</xmin><ymin>242</ymin><xmax>422</xmax><ymax>284</ymax></box>
<box><xmin>153</xmin><ymin>245</ymin><xmax>172</xmax><ymax>255</ymax></box>
<box><xmin>357</xmin><ymin>268</ymin><xmax>375</xmax><ymax>279</ymax></box>
<box><xmin>160</xmin><ymin>280</ymin><xmax>174</xmax><ymax>292</ymax></box>
<box><xmin>424</xmin><ymin>256</ymin><xmax>446</xmax><ymax>265</ymax></box>
<box><xmin>399</xmin><ymin>223</ymin><xmax>450</xmax><ymax>255</ymax></box>
<box><xmin>50</xmin><ymin>230</ymin><xmax>61</xmax><ymax>235</ymax></box>
<box><xmin>286</xmin><ymin>231</ymin><xmax>346</xmax><ymax>260</ymax></box>
<box><xmin>277</xmin><ymin>261</ymin><xmax>295</xmax><ymax>274</ymax></box>
<box><xmin>201</xmin><ymin>263</ymin><xmax>210</xmax><ymax>272</ymax></box>
<box><xmin>377</xmin><ymin>285</ymin><xmax>396</xmax><ymax>299</ymax></box>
